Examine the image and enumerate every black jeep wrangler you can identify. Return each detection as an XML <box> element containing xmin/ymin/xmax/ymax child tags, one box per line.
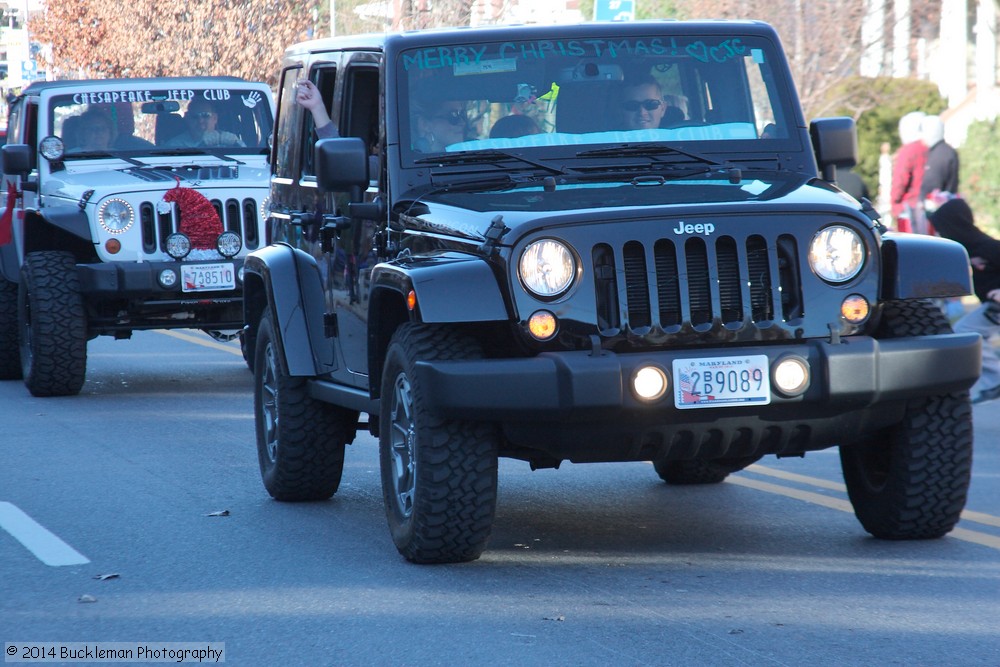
<box><xmin>244</xmin><ymin>21</ymin><xmax>980</xmax><ymax>563</ymax></box>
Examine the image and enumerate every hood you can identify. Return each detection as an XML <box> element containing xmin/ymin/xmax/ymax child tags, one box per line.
<box><xmin>406</xmin><ymin>173</ymin><xmax>865</xmax><ymax>242</ymax></box>
<box><xmin>42</xmin><ymin>159</ymin><xmax>270</xmax><ymax>201</ymax></box>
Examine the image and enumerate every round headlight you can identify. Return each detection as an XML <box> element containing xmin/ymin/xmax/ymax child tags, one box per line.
<box><xmin>809</xmin><ymin>225</ymin><xmax>864</xmax><ymax>283</ymax></box>
<box><xmin>40</xmin><ymin>135</ymin><xmax>65</xmax><ymax>161</ymax></box>
<box><xmin>98</xmin><ymin>198</ymin><xmax>135</xmax><ymax>234</ymax></box>
<box><xmin>519</xmin><ymin>239</ymin><xmax>576</xmax><ymax>298</ymax></box>
<box><xmin>165</xmin><ymin>233</ymin><xmax>191</xmax><ymax>259</ymax></box>
<box><xmin>217</xmin><ymin>231</ymin><xmax>242</xmax><ymax>258</ymax></box>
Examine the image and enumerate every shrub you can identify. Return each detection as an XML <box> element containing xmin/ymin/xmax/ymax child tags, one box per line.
<box><xmin>960</xmin><ymin>120</ymin><xmax>1000</xmax><ymax>233</ymax></box>
<box><xmin>828</xmin><ymin>77</ymin><xmax>946</xmax><ymax>200</ymax></box>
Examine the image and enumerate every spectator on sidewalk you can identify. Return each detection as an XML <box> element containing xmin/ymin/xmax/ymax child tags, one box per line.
<box><xmin>890</xmin><ymin>111</ymin><xmax>927</xmax><ymax>233</ymax></box>
<box><xmin>920</xmin><ymin>114</ymin><xmax>960</xmax><ymax>208</ymax></box>
<box><xmin>929</xmin><ymin>197</ymin><xmax>1000</xmax><ymax>404</ymax></box>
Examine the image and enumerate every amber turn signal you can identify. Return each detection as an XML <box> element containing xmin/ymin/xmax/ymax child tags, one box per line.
<box><xmin>527</xmin><ymin>310</ymin><xmax>557</xmax><ymax>340</ymax></box>
<box><xmin>841</xmin><ymin>294</ymin><xmax>870</xmax><ymax>323</ymax></box>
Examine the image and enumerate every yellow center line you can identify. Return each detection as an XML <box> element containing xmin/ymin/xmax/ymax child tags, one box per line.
<box><xmin>729</xmin><ymin>474</ymin><xmax>1000</xmax><ymax>551</ymax></box>
<box><xmin>748</xmin><ymin>463</ymin><xmax>1000</xmax><ymax>530</ymax></box>
<box><xmin>154</xmin><ymin>329</ymin><xmax>244</xmax><ymax>356</ymax></box>
<box><xmin>746</xmin><ymin>463</ymin><xmax>846</xmax><ymax>491</ymax></box>
<box><xmin>727</xmin><ymin>475</ymin><xmax>854</xmax><ymax>512</ymax></box>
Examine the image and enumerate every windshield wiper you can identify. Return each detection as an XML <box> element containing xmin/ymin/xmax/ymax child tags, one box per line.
<box><xmin>575</xmin><ymin>142</ymin><xmax>725</xmax><ymax>167</ymax></box>
<box><xmin>400</xmin><ymin>171</ymin><xmax>559</xmax><ymax>203</ymax></box>
<box><xmin>68</xmin><ymin>151</ymin><xmax>148</xmax><ymax>167</ymax></box>
<box><xmin>152</xmin><ymin>148</ymin><xmax>246</xmax><ymax>164</ymax></box>
<box><xmin>414</xmin><ymin>150</ymin><xmax>568</xmax><ymax>176</ymax></box>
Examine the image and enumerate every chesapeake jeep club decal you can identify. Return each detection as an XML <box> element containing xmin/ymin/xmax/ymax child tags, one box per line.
<box><xmin>70</xmin><ymin>89</ymin><xmax>236</xmax><ymax>106</ymax></box>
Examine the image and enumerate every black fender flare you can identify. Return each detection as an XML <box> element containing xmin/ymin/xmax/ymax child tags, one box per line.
<box><xmin>42</xmin><ymin>207</ymin><xmax>92</xmax><ymax>241</ymax></box>
<box><xmin>243</xmin><ymin>243</ymin><xmax>335</xmax><ymax>377</ymax></box>
<box><xmin>880</xmin><ymin>232</ymin><xmax>972</xmax><ymax>300</ymax></box>
<box><xmin>369</xmin><ymin>252</ymin><xmax>509</xmax><ymax>323</ymax></box>
<box><xmin>366</xmin><ymin>252</ymin><xmax>509</xmax><ymax>390</ymax></box>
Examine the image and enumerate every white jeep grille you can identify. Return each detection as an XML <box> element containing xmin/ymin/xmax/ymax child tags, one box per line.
<box><xmin>138</xmin><ymin>197</ymin><xmax>261</xmax><ymax>255</ymax></box>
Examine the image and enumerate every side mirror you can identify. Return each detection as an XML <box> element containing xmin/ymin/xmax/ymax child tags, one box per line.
<box><xmin>2</xmin><ymin>143</ymin><xmax>31</xmax><ymax>176</ymax></box>
<box><xmin>315</xmin><ymin>137</ymin><xmax>368</xmax><ymax>195</ymax></box>
<box><xmin>809</xmin><ymin>117</ymin><xmax>857</xmax><ymax>182</ymax></box>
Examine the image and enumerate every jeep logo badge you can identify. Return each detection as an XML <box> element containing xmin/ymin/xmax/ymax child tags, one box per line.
<box><xmin>672</xmin><ymin>221</ymin><xmax>716</xmax><ymax>236</ymax></box>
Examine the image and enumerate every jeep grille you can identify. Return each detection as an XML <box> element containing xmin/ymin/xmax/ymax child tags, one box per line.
<box><xmin>139</xmin><ymin>198</ymin><xmax>261</xmax><ymax>254</ymax></box>
<box><xmin>592</xmin><ymin>234</ymin><xmax>802</xmax><ymax>333</ymax></box>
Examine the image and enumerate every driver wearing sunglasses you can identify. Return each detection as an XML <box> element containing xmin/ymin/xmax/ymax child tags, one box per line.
<box><xmin>414</xmin><ymin>100</ymin><xmax>469</xmax><ymax>152</ymax></box>
<box><xmin>163</xmin><ymin>98</ymin><xmax>245</xmax><ymax>148</ymax></box>
<box><xmin>619</xmin><ymin>77</ymin><xmax>667</xmax><ymax>131</ymax></box>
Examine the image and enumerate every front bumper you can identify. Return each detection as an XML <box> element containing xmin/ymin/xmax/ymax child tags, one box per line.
<box><xmin>77</xmin><ymin>259</ymin><xmax>245</xmax><ymax>297</ymax></box>
<box><xmin>413</xmin><ymin>334</ymin><xmax>980</xmax><ymax>461</ymax></box>
<box><xmin>75</xmin><ymin>260</ymin><xmax>245</xmax><ymax>332</ymax></box>
<box><xmin>418</xmin><ymin>334</ymin><xmax>980</xmax><ymax>420</ymax></box>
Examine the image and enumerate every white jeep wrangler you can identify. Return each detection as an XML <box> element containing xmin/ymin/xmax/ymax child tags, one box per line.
<box><xmin>0</xmin><ymin>77</ymin><xmax>274</xmax><ymax>396</ymax></box>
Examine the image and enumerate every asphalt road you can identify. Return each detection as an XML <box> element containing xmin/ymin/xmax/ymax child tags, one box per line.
<box><xmin>2</xmin><ymin>330</ymin><xmax>999</xmax><ymax>666</ymax></box>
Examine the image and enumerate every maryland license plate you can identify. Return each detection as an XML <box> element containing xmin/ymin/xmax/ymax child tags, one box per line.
<box><xmin>672</xmin><ymin>355</ymin><xmax>771</xmax><ymax>409</ymax></box>
<box><xmin>181</xmin><ymin>263</ymin><xmax>236</xmax><ymax>293</ymax></box>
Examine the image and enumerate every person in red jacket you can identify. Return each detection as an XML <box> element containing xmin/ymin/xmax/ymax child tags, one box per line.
<box><xmin>890</xmin><ymin>111</ymin><xmax>927</xmax><ymax>233</ymax></box>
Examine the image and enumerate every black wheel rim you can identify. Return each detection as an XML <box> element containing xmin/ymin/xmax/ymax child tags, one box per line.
<box><xmin>261</xmin><ymin>339</ymin><xmax>279</xmax><ymax>463</ymax></box>
<box><xmin>388</xmin><ymin>371</ymin><xmax>416</xmax><ymax>519</ymax></box>
<box><xmin>855</xmin><ymin>443</ymin><xmax>891</xmax><ymax>491</ymax></box>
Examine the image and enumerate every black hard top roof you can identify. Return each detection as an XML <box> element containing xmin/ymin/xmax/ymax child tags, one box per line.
<box><xmin>284</xmin><ymin>19</ymin><xmax>778</xmax><ymax>57</ymax></box>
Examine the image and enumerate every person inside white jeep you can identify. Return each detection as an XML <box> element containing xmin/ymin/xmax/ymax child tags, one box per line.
<box><xmin>163</xmin><ymin>98</ymin><xmax>245</xmax><ymax>148</ymax></box>
<box><xmin>68</xmin><ymin>110</ymin><xmax>115</xmax><ymax>152</ymax></box>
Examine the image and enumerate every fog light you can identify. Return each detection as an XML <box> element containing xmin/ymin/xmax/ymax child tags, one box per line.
<box><xmin>841</xmin><ymin>294</ymin><xmax>870</xmax><ymax>323</ymax></box>
<box><xmin>165</xmin><ymin>233</ymin><xmax>191</xmax><ymax>259</ymax></box>
<box><xmin>772</xmin><ymin>356</ymin><xmax>810</xmax><ymax>396</ymax></box>
<box><xmin>105</xmin><ymin>238</ymin><xmax>121</xmax><ymax>254</ymax></box>
<box><xmin>527</xmin><ymin>310</ymin><xmax>557</xmax><ymax>340</ymax></box>
<box><xmin>632</xmin><ymin>365</ymin><xmax>668</xmax><ymax>401</ymax></box>
<box><xmin>158</xmin><ymin>269</ymin><xmax>178</xmax><ymax>288</ymax></box>
<box><xmin>217</xmin><ymin>231</ymin><xmax>242</xmax><ymax>258</ymax></box>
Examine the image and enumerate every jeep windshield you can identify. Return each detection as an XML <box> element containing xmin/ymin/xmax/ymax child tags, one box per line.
<box><xmin>397</xmin><ymin>33</ymin><xmax>796</xmax><ymax>168</ymax></box>
<box><xmin>47</xmin><ymin>86</ymin><xmax>273</xmax><ymax>159</ymax></box>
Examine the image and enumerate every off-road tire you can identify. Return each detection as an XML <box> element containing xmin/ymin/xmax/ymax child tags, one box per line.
<box><xmin>18</xmin><ymin>251</ymin><xmax>87</xmax><ymax>396</ymax></box>
<box><xmin>0</xmin><ymin>277</ymin><xmax>21</xmax><ymax>379</ymax></box>
<box><xmin>654</xmin><ymin>456</ymin><xmax>761</xmax><ymax>485</ymax></box>
<box><xmin>380</xmin><ymin>323</ymin><xmax>499</xmax><ymax>564</ymax></box>
<box><xmin>840</xmin><ymin>299</ymin><xmax>973</xmax><ymax>539</ymax></box>
<box><xmin>254</xmin><ymin>307</ymin><xmax>357</xmax><ymax>501</ymax></box>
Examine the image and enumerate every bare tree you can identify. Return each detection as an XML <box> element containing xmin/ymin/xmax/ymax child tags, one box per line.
<box><xmin>30</xmin><ymin>0</ymin><xmax>318</xmax><ymax>86</ymax></box>
<box><xmin>30</xmin><ymin>0</ymin><xmax>948</xmax><ymax>118</ymax></box>
<box><xmin>674</xmin><ymin>0</ymin><xmax>870</xmax><ymax>117</ymax></box>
